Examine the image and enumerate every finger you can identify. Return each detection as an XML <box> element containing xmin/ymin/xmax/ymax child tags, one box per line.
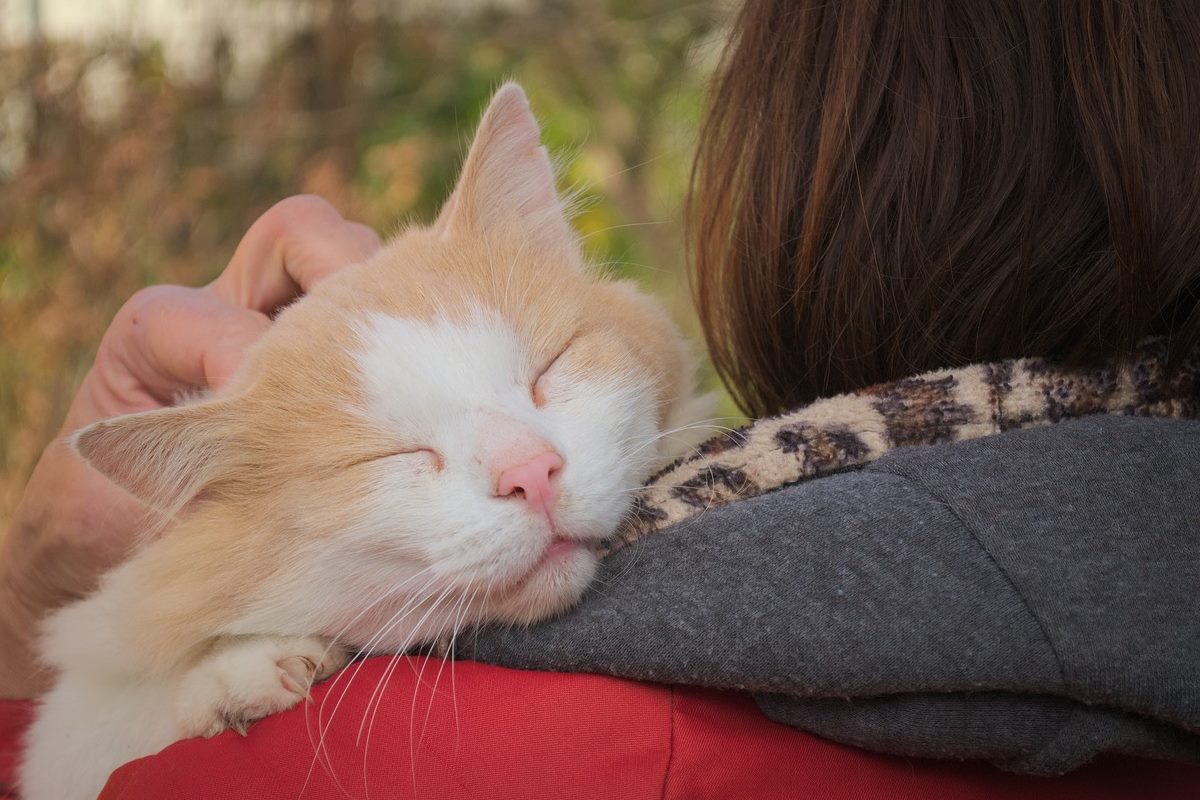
<box><xmin>209</xmin><ymin>195</ymin><xmax>382</xmax><ymax>313</ymax></box>
<box><xmin>102</xmin><ymin>285</ymin><xmax>271</xmax><ymax>405</ymax></box>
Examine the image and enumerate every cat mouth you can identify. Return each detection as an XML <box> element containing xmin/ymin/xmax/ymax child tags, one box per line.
<box><xmin>538</xmin><ymin>535</ymin><xmax>584</xmax><ymax>565</ymax></box>
<box><xmin>509</xmin><ymin>534</ymin><xmax>588</xmax><ymax>585</ymax></box>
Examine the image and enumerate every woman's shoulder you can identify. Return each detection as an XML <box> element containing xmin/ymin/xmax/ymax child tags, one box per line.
<box><xmin>467</xmin><ymin>414</ymin><xmax>1200</xmax><ymax>774</ymax></box>
<box><xmin>866</xmin><ymin>413</ymin><xmax>1199</xmax><ymax>534</ymax></box>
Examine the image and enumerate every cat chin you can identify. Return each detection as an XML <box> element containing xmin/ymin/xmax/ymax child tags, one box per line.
<box><xmin>484</xmin><ymin>545</ymin><xmax>599</xmax><ymax>626</ymax></box>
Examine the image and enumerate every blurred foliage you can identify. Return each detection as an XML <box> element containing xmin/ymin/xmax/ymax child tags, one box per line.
<box><xmin>0</xmin><ymin>0</ymin><xmax>731</xmax><ymax>526</ymax></box>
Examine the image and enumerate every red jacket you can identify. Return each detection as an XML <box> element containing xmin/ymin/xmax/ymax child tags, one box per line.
<box><xmin>3</xmin><ymin>657</ymin><xmax>1197</xmax><ymax>799</ymax></box>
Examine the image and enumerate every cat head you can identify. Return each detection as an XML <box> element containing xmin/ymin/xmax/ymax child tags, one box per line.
<box><xmin>73</xmin><ymin>84</ymin><xmax>708</xmax><ymax>652</ymax></box>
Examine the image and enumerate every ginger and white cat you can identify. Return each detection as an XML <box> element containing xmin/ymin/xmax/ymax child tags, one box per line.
<box><xmin>20</xmin><ymin>83</ymin><xmax>708</xmax><ymax>800</ymax></box>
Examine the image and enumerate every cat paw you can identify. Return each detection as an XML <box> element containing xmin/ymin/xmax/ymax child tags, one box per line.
<box><xmin>176</xmin><ymin>635</ymin><xmax>349</xmax><ymax>739</ymax></box>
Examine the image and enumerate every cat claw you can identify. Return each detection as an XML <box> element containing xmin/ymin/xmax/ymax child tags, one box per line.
<box><xmin>278</xmin><ymin>656</ymin><xmax>317</xmax><ymax>701</ymax></box>
<box><xmin>176</xmin><ymin>637</ymin><xmax>348</xmax><ymax>741</ymax></box>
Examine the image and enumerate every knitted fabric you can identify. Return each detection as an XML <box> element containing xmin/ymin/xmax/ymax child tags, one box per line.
<box><xmin>614</xmin><ymin>338</ymin><xmax>1199</xmax><ymax>552</ymax></box>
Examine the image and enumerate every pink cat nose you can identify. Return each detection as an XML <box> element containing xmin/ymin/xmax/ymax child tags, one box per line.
<box><xmin>495</xmin><ymin>451</ymin><xmax>563</xmax><ymax>521</ymax></box>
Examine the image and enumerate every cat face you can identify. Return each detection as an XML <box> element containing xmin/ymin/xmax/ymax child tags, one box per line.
<box><xmin>74</xmin><ymin>84</ymin><xmax>703</xmax><ymax>652</ymax></box>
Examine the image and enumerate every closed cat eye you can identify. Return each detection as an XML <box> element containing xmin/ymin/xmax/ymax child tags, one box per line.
<box><xmin>398</xmin><ymin>447</ymin><xmax>443</xmax><ymax>471</ymax></box>
<box><xmin>531</xmin><ymin>340</ymin><xmax>573</xmax><ymax>407</ymax></box>
<box><xmin>354</xmin><ymin>447</ymin><xmax>443</xmax><ymax>471</ymax></box>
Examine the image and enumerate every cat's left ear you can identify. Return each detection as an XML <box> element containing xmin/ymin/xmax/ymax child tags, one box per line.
<box><xmin>434</xmin><ymin>82</ymin><xmax>573</xmax><ymax>248</ymax></box>
<box><xmin>72</xmin><ymin>400</ymin><xmax>243</xmax><ymax>516</ymax></box>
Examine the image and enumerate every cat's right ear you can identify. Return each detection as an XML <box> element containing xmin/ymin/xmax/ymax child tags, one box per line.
<box><xmin>73</xmin><ymin>400</ymin><xmax>241</xmax><ymax>516</ymax></box>
<box><xmin>433</xmin><ymin>82</ymin><xmax>573</xmax><ymax>250</ymax></box>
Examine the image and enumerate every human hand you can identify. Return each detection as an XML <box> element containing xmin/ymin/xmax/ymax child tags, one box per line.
<box><xmin>0</xmin><ymin>195</ymin><xmax>380</xmax><ymax>697</ymax></box>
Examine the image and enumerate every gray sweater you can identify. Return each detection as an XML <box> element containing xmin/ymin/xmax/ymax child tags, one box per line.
<box><xmin>465</xmin><ymin>415</ymin><xmax>1200</xmax><ymax>774</ymax></box>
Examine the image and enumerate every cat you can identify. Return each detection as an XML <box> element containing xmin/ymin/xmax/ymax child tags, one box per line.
<box><xmin>20</xmin><ymin>83</ymin><xmax>710</xmax><ymax>800</ymax></box>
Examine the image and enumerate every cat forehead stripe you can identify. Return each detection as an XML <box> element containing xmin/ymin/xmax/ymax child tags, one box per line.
<box><xmin>354</xmin><ymin>310</ymin><xmax>530</xmax><ymax>424</ymax></box>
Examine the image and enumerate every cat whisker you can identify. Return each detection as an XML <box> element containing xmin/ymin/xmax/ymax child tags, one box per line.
<box><xmin>623</xmin><ymin>419</ymin><xmax>745</xmax><ymax>458</ymax></box>
<box><xmin>593</xmin><ymin>257</ymin><xmax>670</xmax><ymax>277</ymax></box>
<box><xmin>314</xmin><ymin>563</ymin><xmax>441</xmax><ymax>688</ymax></box>
<box><xmin>620</xmin><ymin>415</ymin><xmax>747</xmax><ymax>437</ymax></box>
<box><xmin>405</xmin><ymin>641</ymin><xmax>439</xmax><ymax>796</ymax></box>
<box><xmin>616</xmin><ymin>419</ymin><xmax>743</xmax><ymax>454</ymax></box>
<box><xmin>306</xmin><ymin>572</ymin><xmax>445</xmax><ymax>792</ymax></box>
<box><xmin>602</xmin><ymin>151</ymin><xmax>666</xmax><ymax>180</ymax></box>
<box><xmin>401</xmin><ymin>617</ymin><xmax>456</xmax><ymax>798</ymax></box>
<box><xmin>358</xmin><ymin>582</ymin><xmax>460</xmax><ymax>800</ymax></box>
<box><xmin>312</xmin><ymin>569</ymin><xmax>439</xmax><ymax>726</ymax></box>
<box><xmin>357</xmin><ymin>581</ymin><xmax>459</xmax><ymax>746</ymax></box>
<box><xmin>446</xmin><ymin>580</ymin><xmax>484</xmax><ymax>751</ymax></box>
<box><xmin>469</xmin><ymin>575</ymin><xmax>498</xmax><ymax>668</ymax></box>
<box><xmin>299</xmin><ymin>566</ymin><xmax>442</xmax><ymax>796</ymax></box>
<box><xmin>579</xmin><ymin>219</ymin><xmax>669</xmax><ymax>242</ymax></box>
<box><xmin>416</xmin><ymin>585</ymin><xmax>476</xmax><ymax>751</ymax></box>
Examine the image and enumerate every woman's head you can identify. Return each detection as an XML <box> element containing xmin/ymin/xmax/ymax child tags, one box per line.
<box><xmin>691</xmin><ymin>0</ymin><xmax>1200</xmax><ymax>416</ymax></box>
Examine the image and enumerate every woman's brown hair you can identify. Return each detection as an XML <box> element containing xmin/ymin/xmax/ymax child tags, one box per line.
<box><xmin>690</xmin><ymin>0</ymin><xmax>1200</xmax><ymax>417</ymax></box>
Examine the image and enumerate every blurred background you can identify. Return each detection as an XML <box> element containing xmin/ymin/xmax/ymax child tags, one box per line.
<box><xmin>0</xmin><ymin>0</ymin><xmax>733</xmax><ymax>527</ymax></box>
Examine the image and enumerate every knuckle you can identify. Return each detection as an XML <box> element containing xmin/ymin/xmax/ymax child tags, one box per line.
<box><xmin>97</xmin><ymin>285</ymin><xmax>178</xmax><ymax>360</ymax></box>
<box><xmin>264</xmin><ymin>194</ymin><xmax>342</xmax><ymax>233</ymax></box>
<box><xmin>119</xmin><ymin>285</ymin><xmax>180</xmax><ymax>326</ymax></box>
<box><xmin>125</xmin><ymin>284</ymin><xmax>170</xmax><ymax>309</ymax></box>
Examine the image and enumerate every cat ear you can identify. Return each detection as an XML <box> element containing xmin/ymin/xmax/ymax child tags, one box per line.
<box><xmin>435</xmin><ymin>82</ymin><xmax>573</xmax><ymax>246</ymax></box>
<box><xmin>73</xmin><ymin>401</ymin><xmax>240</xmax><ymax>515</ymax></box>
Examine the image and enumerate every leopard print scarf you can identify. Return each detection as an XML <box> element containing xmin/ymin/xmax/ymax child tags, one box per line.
<box><xmin>611</xmin><ymin>339</ymin><xmax>1200</xmax><ymax>553</ymax></box>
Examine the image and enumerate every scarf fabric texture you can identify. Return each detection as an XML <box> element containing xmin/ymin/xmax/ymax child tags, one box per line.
<box><xmin>616</xmin><ymin>338</ymin><xmax>1199</xmax><ymax>551</ymax></box>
